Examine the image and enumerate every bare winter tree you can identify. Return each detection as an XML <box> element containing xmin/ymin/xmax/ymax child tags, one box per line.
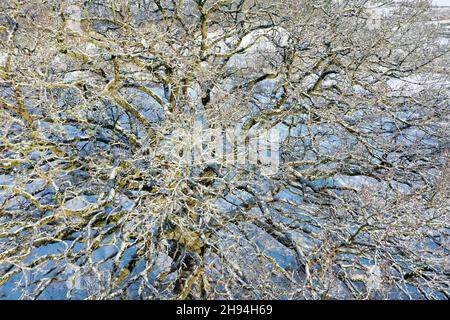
<box><xmin>0</xmin><ymin>0</ymin><xmax>449</xmax><ymax>299</ymax></box>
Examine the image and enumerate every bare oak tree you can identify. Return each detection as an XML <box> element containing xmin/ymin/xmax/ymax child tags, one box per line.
<box><xmin>0</xmin><ymin>0</ymin><xmax>449</xmax><ymax>299</ymax></box>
